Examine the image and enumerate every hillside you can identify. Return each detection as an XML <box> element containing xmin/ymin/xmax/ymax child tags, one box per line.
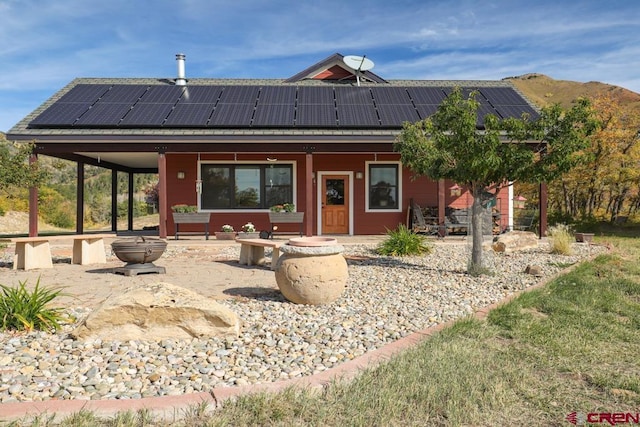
<box><xmin>505</xmin><ymin>73</ymin><xmax>640</xmax><ymax>111</ymax></box>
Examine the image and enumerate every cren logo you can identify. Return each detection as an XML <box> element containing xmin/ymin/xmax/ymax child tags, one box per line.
<box><xmin>567</xmin><ymin>412</ymin><xmax>640</xmax><ymax>425</ymax></box>
<box><xmin>566</xmin><ymin>412</ymin><xmax>586</xmax><ymax>425</ymax></box>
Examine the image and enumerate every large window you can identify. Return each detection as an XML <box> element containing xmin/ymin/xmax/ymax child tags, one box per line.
<box><xmin>200</xmin><ymin>163</ymin><xmax>293</xmax><ymax>210</ymax></box>
<box><xmin>368</xmin><ymin>163</ymin><xmax>400</xmax><ymax>210</ymax></box>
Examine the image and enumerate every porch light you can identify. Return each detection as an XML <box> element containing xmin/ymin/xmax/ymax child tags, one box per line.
<box><xmin>177</xmin><ymin>171</ymin><xmax>185</xmax><ymax>180</ymax></box>
<box><xmin>514</xmin><ymin>195</ymin><xmax>527</xmax><ymax>209</ymax></box>
<box><xmin>449</xmin><ymin>184</ymin><xmax>462</xmax><ymax>197</ymax></box>
<box><xmin>356</xmin><ymin>171</ymin><xmax>363</xmax><ymax>179</ymax></box>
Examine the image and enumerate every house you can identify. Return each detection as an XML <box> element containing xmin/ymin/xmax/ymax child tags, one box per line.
<box><xmin>7</xmin><ymin>53</ymin><xmax>543</xmax><ymax>238</ymax></box>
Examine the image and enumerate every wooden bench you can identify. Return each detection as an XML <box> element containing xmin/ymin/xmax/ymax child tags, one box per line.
<box><xmin>8</xmin><ymin>234</ymin><xmax>115</xmax><ymax>270</ymax></box>
<box><xmin>445</xmin><ymin>209</ymin><xmax>470</xmax><ymax>235</ymax></box>
<box><xmin>235</xmin><ymin>238</ymin><xmax>283</xmax><ymax>270</ymax></box>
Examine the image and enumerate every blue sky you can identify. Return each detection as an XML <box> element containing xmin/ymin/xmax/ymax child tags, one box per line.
<box><xmin>1</xmin><ymin>0</ymin><xmax>639</xmax><ymax>133</ymax></box>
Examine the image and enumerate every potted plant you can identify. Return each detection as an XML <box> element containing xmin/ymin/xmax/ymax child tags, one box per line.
<box><xmin>237</xmin><ymin>221</ymin><xmax>259</xmax><ymax>239</ymax></box>
<box><xmin>215</xmin><ymin>224</ymin><xmax>237</xmax><ymax>240</ymax></box>
<box><xmin>171</xmin><ymin>205</ymin><xmax>212</xmax><ymax>240</ymax></box>
<box><xmin>270</xmin><ymin>203</ymin><xmax>296</xmax><ymax>213</ymax></box>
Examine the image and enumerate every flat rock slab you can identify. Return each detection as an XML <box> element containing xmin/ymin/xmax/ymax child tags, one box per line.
<box><xmin>71</xmin><ymin>282</ymin><xmax>241</xmax><ymax>341</ymax></box>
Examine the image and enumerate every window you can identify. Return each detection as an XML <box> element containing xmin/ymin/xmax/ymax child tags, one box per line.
<box><xmin>200</xmin><ymin>163</ymin><xmax>293</xmax><ymax>210</ymax></box>
<box><xmin>367</xmin><ymin>163</ymin><xmax>400</xmax><ymax>210</ymax></box>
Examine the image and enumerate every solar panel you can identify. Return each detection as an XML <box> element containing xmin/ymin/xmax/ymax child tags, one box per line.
<box><xmin>258</xmin><ymin>86</ymin><xmax>296</xmax><ymax>105</ymax></box>
<box><xmin>218</xmin><ymin>86</ymin><xmax>260</xmax><ymax>104</ymax></box>
<box><xmin>297</xmin><ymin>86</ymin><xmax>334</xmax><ymax>105</ymax></box>
<box><xmin>442</xmin><ymin>87</ymin><xmax>491</xmax><ymax>105</ymax></box>
<box><xmin>377</xmin><ymin>104</ymin><xmax>421</xmax><ymax>126</ymax></box>
<box><xmin>120</xmin><ymin>104</ymin><xmax>175</xmax><ymax>126</ymax></box>
<box><xmin>296</xmin><ymin>104</ymin><xmax>336</xmax><ymax>126</ymax></box>
<box><xmin>56</xmin><ymin>84</ymin><xmax>111</xmax><ymax>103</ymax></box>
<box><xmin>480</xmin><ymin>87</ymin><xmax>529</xmax><ymax>105</ymax></box>
<box><xmin>100</xmin><ymin>85</ymin><xmax>148</xmax><ymax>103</ymax></box>
<box><xmin>29</xmin><ymin>103</ymin><xmax>92</xmax><ymax>127</ymax></box>
<box><xmin>252</xmin><ymin>104</ymin><xmax>295</xmax><ymax>126</ymax></box>
<box><xmin>74</xmin><ymin>103</ymin><xmax>132</xmax><ymax>126</ymax></box>
<box><xmin>180</xmin><ymin>86</ymin><xmax>223</xmax><ymax>103</ymax></box>
<box><xmin>337</xmin><ymin>103</ymin><xmax>379</xmax><ymax>127</ymax></box>
<box><xmin>163</xmin><ymin>104</ymin><xmax>214</xmax><ymax>126</ymax></box>
<box><xmin>334</xmin><ymin>87</ymin><xmax>373</xmax><ymax>105</ymax></box>
<box><xmin>138</xmin><ymin>86</ymin><xmax>186</xmax><ymax>103</ymax></box>
<box><xmin>495</xmin><ymin>105</ymin><xmax>539</xmax><ymax>120</ymax></box>
<box><xmin>370</xmin><ymin>87</ymin><xmax>412</xmax><ymax>105</ymax></box>
<box><xmin>476</xmin><ymin>105</ymin><xmax>500</xmax><ymax>125</ymax></box>
<box><xmin>407</xmin><ymin>87</ymin><xmax>447</xmax><ymax>105</ymax></box>
<box><xmin>415</xmin><ymin>104</ymin><xmax>438</xmax><ymax>120</ymax></box>
<box><xmin>209</xmin><ymin>104</ymin><xmax>255</xmax><ymax>127</ymax></box>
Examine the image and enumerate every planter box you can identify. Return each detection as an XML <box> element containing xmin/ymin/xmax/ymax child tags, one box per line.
<box><xmin>172</xmin><ymin>212</ymin><xmax>211</xmax><ymax>240</ymax></box>
<box><xmin>237</xmin><ymin>232</ymin><xmax>260</xmax><ymax>239</ymax></box>
<box><xmin>268</xmin><ymin>212</ymin><xmax>304</xmax><ymax>237</ymax></box>
<box><xmin>575</xmin><ymin>232</ymin><xmax>594</xmax><ymax>243</ymax></box>
<box><xmin>215</xmin><ymin>231</ymin><xmax>237</xmax><ymax>240</ymax></box>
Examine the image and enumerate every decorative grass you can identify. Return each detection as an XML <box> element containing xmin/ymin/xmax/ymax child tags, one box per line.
<box><xmin>0</xmin><ymin>277</ymin><xmax>69</xmax><ymax>332</ymax></box>
<box><xmin>376</xmin><ymin>224</ymin><xmax>432</xmax><ymax>256</ymax></box>
<box><xmin>547</xmin><ymin>223</ymin><xmax>574</xmax><ymax>255</ymax></box>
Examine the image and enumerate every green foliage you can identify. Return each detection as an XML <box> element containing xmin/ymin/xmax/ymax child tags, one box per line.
<box><xmin>0</xmin><ymin>278</ymin><xmax>69</xmax><ymax>332</ymax></box>
<box><xmin>171</xmin><ymin>204</ymin><xmax>198</xmax><ymax>213</ymax></box>
<box><xmin>37</xmin><ymin>186</ymin><xmax>75</xmax><ymax>229</ymax></box>
<box><xmin>0</xmin><ymin>137</ymin><xmax>49</xmax><ymax>189</ymax></box>
<box><xmin>376</xmin><ymin>224</ymin><xmax>431</xmax><ymax>256</ymax></box>
<box><xmin>547</xmin><ymin>223</ymin><xmax>574</xmax><ymax>255</ymax></box>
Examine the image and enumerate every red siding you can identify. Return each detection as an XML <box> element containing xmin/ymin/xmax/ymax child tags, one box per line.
<box><xmin>165</xmin><ymin>153</ymin><xmax>512</xmax><ymax>236</ymax></box>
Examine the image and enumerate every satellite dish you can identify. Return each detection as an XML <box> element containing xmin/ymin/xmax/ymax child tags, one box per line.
<box><xmin>343</xmin><ymin>55</ymin><xmax>375</xmax><ymax>86</ymax></box>
<box><xmin>343</xmin><ymin>55</ymin><xmax>375</xmax><ymax>72</ymax></box>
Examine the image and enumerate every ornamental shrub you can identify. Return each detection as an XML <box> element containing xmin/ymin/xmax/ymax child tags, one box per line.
<box><xmin>377</xmin><ymin>224</ymin><xmax>432</xmax><ymax>256</ymax></box>
<box><xmin>0</xmin><ymin>278</ymin><xmax>70</xmax><ymax>332</ymax></box>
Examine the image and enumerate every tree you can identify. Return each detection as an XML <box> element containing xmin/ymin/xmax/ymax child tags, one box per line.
<box><xmin>394</xmin><ymin>88</ymin><xmax>597</xmax><ymax>274</ymax></box>
<box><xmin>0</xmin><ymin>135</ymin><xmax>48</xmax><ymax>189</ymax></box>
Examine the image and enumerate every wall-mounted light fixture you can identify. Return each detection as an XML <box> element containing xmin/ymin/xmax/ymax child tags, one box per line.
<box><xmin>267</xmin><ymin>157</ymin><xmax>278</xmax><ymax>162</ymax></box>
<box><xmin>356</xmin><ymin>172</ymin><xmax>363</xmax><ymax>179</ymax></box>
<box><xmin>449</xmin><ymin>183</ymin><xmax>462</xmax><ymax>197</ymax></box>
<box><xmin>513</xmin><ymin>195</ymin><xmax>527</xmax><ymax>209</ymax></box>
<box><xmin>177</xmin><ymin>171</ymin><xmax>185</xmax><ymax>180</ymax></box>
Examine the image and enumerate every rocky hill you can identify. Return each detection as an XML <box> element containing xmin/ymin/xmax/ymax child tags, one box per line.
<box><xmin>505</xmin><ymin>73</ymin><xmax>640</xmax><ymax>111</ymax></box>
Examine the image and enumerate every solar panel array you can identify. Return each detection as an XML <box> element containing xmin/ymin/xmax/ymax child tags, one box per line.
<box><xmin>29</xmin><ymin>84</ymin><xmax>538</xmax><ymax>129</ymax></box>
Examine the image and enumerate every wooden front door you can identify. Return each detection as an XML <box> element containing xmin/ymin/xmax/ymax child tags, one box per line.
<box><xmin>322</xmin><ymin>174</ymin><xmax>349</xmax><ymax>234</ymax></box>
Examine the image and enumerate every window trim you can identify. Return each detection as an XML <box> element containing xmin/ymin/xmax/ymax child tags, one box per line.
<box><xmin>365</xmin><ymin>161</ymin><xmax>402</xmax><ymax>213</ymax></box>
<box><xmin>198</xmin><ymin>160</ymin><xmax>297</xmax><ymax>212</ymax></box>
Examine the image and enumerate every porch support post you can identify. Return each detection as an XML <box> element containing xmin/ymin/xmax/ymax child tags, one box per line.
<box><xmin>437</xmin><ymin>179</ymin><xmax>446</xmax><ymax>237</ymax></box>
<box><xmin>158</xmin><ymin>153</ymin><xmax>168</xmax><ymax>239</ymax></box>
<box><xmin>539</xmin><ymin>182</ymin><xmax>548</xmax><ymax>239</ymax></box>
<box><xmin>111</xmin><ymin>171</ymin><xmax>118</xmax><ymax>232</ymax></box>
<box><xmin>28</xmin><ymin>154</ymin><xmax>38</xmax><ymax>237</ymax></box>
<box><xmin>305</xmin><ymin>152</ymin><xmax>313</xmax><ymax>237</ymax></box>
<box><xmin>127</xmin><ymin>173</ymin><xmax>134</xmax><ymax>231</ymax></box>
<box><xmin>76</xmin><ymin>161</ymin><xmax>85</xmax><ymax>234</ymax></box>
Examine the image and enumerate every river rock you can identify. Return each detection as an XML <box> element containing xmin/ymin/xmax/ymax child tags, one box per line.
<box><xmin>491</xmin><ymin>231</ymin><xmax>539</xmax><ymax>253</ymax></box>
<box><xmin>71</xmin><ymin>282</ymin><xmax>241</xmax><ymax>341</ymax></box>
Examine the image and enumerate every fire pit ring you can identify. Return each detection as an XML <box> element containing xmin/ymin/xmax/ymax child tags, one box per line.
<box><xmin>111</xmin><ymin>236</ymin><xmax>167</xmax><ymax>276</ymax></box>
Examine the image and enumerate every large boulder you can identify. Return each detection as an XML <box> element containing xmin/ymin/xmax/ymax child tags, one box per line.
<box><xmin>491</xmin><ymin>230</ymin><xmax>539</xmax><ymax>253</ymax></box>
<box><xmin>71</xmin><ymin>282</ymin><xmax>240</xmax><ymax>341</ymax></box>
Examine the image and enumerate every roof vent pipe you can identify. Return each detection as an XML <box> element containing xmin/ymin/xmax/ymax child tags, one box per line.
<box><xmin>175</xmin><ymin>53</ymin><xmax>187</xmax><ymax>86</ymax></box>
